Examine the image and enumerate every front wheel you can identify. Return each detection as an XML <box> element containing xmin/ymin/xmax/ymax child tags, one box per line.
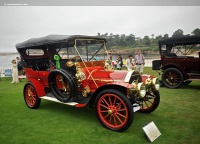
<box><xmin>139</xmin><ymin>91</ymin><xmax>160</xmax><ymax>113</ymax></box>
<box><xmin>162</xmin><ymin>68</ymin><xmax>183</xmax><ymax>88</ymax></box>
<box><xmin>95</xmin><ymin>89</ymin><xmax>133</xmax><ymax>132</ymax></box>
<box><xmin>23</xmin><ymin>82</ymin><xmax>41</xmax><ymax>109</ymax></box>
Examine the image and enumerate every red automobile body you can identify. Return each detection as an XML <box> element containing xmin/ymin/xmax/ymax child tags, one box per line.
<box><xmin>16</xmin><ymin>35</ymin><xmax>161</xmax><ymax>132</ymax></box>
<box><xmin>23</xmin><ymin>62</ymin><xmax>142</xmax><ymax>96</ymax></box>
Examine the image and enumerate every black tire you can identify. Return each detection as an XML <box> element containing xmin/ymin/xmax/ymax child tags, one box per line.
<box><xmin>139</xmin><ymin>91</ymin><xmax>160</xmax><ymax>113</ymax></box>
<box><xmin>48</xmin><ymin>69</ymin><xmax>78</xmax><ymax>102</ymax></box>
<box><xmin>23</xmin><ymin>82</ymin><xmax>41</xmax><ymax>109</ymax></box>
<box><xmin>162</xmin><ymin>68</ymin><xmax>183</xmax><ymax>88</ymax></box>
<box><xmin>95</xmin><ymin>89</ymin><xmax>133</xmax><ymax>132</ymax></box>
<box><xmin>183</xmin><ymin>80</ymin><xmax>192</xmax><ymax>85</ymax></box>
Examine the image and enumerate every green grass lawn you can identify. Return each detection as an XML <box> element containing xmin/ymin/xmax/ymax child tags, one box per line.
<box><xmin>0</xmin><ymin>68</ymin><xmax>200</xmax><ymax>144</ymax></box>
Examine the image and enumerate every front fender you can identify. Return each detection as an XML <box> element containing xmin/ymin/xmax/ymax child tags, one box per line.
<box><xmin>28</xmin><ymin>78</ymin><xmax>45</xmax><ymax>97</ymax></box>
<box><xmin>162</xmin><ymin>63</ymin><xmax>187</xmax><ymax>78</ymax></box>
<box><xmin>141</xmin><ymin>74</ymin><xmax>155</xmax><ymax>82</ymax></box>
<box><xmin>89</xmin><ymin>84</ymin><xmax>129</xmax><ymax>107</ymax></box>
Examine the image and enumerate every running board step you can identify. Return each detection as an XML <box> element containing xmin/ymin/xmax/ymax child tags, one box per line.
<box><xmin>133</xmin><ymin>103</ymin><xmax>140</xmax><ymax>112</ymax></box>
<box><xmin>41</xmin><ymin>96</ymin><xmax>78</xmax><ymax>106</ymax></box>
<box><xmin>188</xmin><ymin>73</ymin><xmax>200</xmax><ymax>76</ymax></box>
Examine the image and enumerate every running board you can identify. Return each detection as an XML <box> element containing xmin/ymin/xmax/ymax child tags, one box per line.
<box><xmin>187</xmin><ymin>73</ymin><xmax>200</xmax><ymax>76</ymax></box>
<box><xmin>188</xmin><ymin>79</ymin><xmax>200</xmax><ymax>81</ymax></box>
<box><xmin>41</xmin><ymin>96</ymin><xmax>78</xmax><ymax>106</ymax></box>
<box><xmin>133</xmin><ymin>103</ymin><xmax>140</xmax><ymax>112</ymax></box>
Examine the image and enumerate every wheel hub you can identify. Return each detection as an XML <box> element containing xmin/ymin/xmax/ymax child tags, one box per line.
<box><xmin>108</xmin><ymin>106</ymin><xmax>117</xmax><ymax>115</ymax></box>
<box><xmin>108</xmin><ymin>109</ymin><xmax>113</xmax><ymax>114</ymax></box>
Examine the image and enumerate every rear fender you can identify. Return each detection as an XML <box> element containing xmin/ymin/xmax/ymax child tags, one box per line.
<box><xmin>28</xmin><ymin>78</ymin><xmax>45</xmax><ymax>97</ymax></box>
<box><xmin>152</xmin><ymin>60</ymin><xmax>161</xmax><ymax>70</ymax></box>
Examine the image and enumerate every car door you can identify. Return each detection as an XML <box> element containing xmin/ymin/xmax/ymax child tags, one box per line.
<box><xmin>184</xmin><ymin>57</ymin><xmax>200</xmax><ymax>74</ymax></box>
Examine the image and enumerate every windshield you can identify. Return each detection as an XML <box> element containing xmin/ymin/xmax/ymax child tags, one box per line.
<box><xmin>56</xmin><ymin>39</ymin><xmax>108</xmax><ymax>61</ymax></box>
<box><xmin>161</xmin><ymin>43</ymin><xmax>200</xmax><ymax>57</ymax></box>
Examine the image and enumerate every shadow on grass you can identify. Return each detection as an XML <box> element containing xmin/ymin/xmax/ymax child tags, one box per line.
<box><xmin>180</xmin><ymin>84</ymin><xmax>200</xmax><ymax>90</ymax></box>
<box><xmin>159</xmin><ymin>81</ymin><xmax>200</xmax><ymax>90</ymax></box>
<box><xmin>39</xmin><ymin>99</ymin><xmax>161</xmax><ymax>131</ymax></box>
<box><xmin>39</xmin><ymin>100</ymin><xmax>97</xmax><ymax>122</ymax></box>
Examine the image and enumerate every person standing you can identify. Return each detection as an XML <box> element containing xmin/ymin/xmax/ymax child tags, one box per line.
<box><xmin>134</xmin><ymin>50</ymin><xmax>145</xmax><ymax>74</ymax></box>
<box><xmin>16</xmin><ymin>56</ymin><xmax>23</xmax><ymax>82</ymax></box>
<box><xmin>108</xmin><ymin>52</ymin><xmax>112</xmax><ymax>61</ymax></box>
<box><xmin>126</xmin><ymin>55</ymin><xmax>134</xmax><ymax>71</ymax></box>
<box><xmin>116</xmin><ymin>55</ymin><xmax>122</xmax><ymax>70</ymax></box>
<box><xmin>11</xmin><ymin>59</ymin><xmax>19</xmax><ymax>83</ymax></box>
<box><xmin>16</xmin><ymin>57</ymin><xmax>23</xmax><ymax>75</ymax></box>
<box><xmin>108</xmin><ymin>52</ymin><xmax>115</xmax><ymax>68</ymax></box>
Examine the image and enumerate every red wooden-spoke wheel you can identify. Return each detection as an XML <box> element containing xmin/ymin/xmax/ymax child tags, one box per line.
<box><xmin>24</xmin><ymin>82</ymin><xmax>41</xmax><ymax>109</ymax></box>
<box><xmin>139</xmin><ymin>91</ymin><xmax>160</xmax><ymax>113</ymax></box>
<box><xmin>95</xmin><ymin>89</ymin><xmax>133</xmax><ymax>132</ymax></box>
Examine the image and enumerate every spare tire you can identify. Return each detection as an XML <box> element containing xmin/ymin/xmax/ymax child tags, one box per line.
<box><xmin>48</xmin><ymin>69</ymin><xmax>78</xmax><ymax>102</ymax></box>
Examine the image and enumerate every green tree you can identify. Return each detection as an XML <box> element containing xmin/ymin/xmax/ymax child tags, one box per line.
<box><xmin>114</xmin><ymin>34</ymin><xmax>120</xmax><ymax>45</ymax></box>
<box><xmin>118</xmin><ymin>34</ymin><xmax>126</xmax><ymax>46</ymax></box>
<box><xmin>163</xmin><ymin>34</ymin><xmax>169</xmax><ymax>39</ymax></box>
<box><xmin>120</xmin><ymin>34</ymin><xmax>126</xmax><ymax>40</ymax></box>
<box><xmin>107</xmin><ymin>33</ymin><xmax>115</xmax><ymax>46</ymax></box>
<box><xmin>155</xmin><ymin>35</ymin><xmax>163</xmax><ymax>43</ymax></box>
<box><xmin>151</xmin><ymin>34</ymin><xmax>154</xmax><ymax>39</ymax></box>
<box><xmin>191</xmin><ymin>28</ymin><xmax>200</xmax><ymax>36</ymax></box>
<box><xmin>119</xmin><ymin>39</ymin><xmax>125</xmax><ymax>46</ymax></box>
<box><xmin>104</xmin><ymin>33</ymin><xmax>108</xmax><ymax>38</ymax></box>
<box><xmin>109</xmin><ymin>33</ymin><xmax>113</xmax><ymax>38</ymax></box>
<box><xmin>143</xmin><ymin>35</ymin><xmax>151</xmax><ymax>47</ymax></box>
<box><xmin>125</xmin><ymin>34</ymin><xmax>136</xmax><ymax>46</ymax></box>
<box><xmin>172</xmin><ymin>29</ymin><xmax>184</xmax><ymax>37</ymax></box>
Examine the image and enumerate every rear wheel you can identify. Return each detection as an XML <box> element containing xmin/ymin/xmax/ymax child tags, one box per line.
<box><xmin>162</xmin><ymin>68</ymin><xmax>183</xmax><ymax>88</ymax></box>
<box><xmin>24</xmin><ymin>82</ymin><xmax>41</xmax><ymax>109</ymax></box>
<box><xmin>139</xmin><ymin>91</ymin><xmax>160</xmax><ymax>113</ymax></box>
<box><xmin>95</xmin><ymin>89</ymin><xmax>133</xmax><ymax>132</ymax></box>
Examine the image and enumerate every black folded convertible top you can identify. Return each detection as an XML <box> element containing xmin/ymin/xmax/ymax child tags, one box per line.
<box><xmin>16</xmin><ymin>35</ymin><xmax>106</xmax><ymax>49</ymax></box>
<box><xmin>159</xmin><ymin>35</ymin><xmax>200</xmax><ymax>45</ymax></box>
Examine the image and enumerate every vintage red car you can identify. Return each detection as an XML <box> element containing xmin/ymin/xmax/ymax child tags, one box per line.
<box><xmin>16</xmin><ymin>35</ymin><xmax>160</xmax><ymax>132</ymax></box>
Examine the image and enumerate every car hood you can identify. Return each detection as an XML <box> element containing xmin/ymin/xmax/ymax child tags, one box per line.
<box><xmin>86</xmin><ymin>69</ymin><xmax>140</xmax><ymax>83</ymax></box>
<box><xmin>95</xmin><ymin>70</ymin><xmax>128</xmax><ymax>81</ymax></box>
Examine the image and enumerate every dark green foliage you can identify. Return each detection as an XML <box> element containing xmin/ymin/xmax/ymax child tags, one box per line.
<box><xmin>191</xmin><ymin>28</ymin><xmax>200</xmax><ymax>36</ymax></box>
<box><xmin>98</xmin><ymin>28</ymin><xmax>199</xmax><ymax>52</ymax></box>
<box><xmin>172</xmin><ymin>29</ymin><xmax>184</xmax><ymax>37</ymax></box>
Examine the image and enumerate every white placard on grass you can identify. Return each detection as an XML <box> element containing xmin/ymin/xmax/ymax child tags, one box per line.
<box><xmin>143</xmin><ymin>121</ymin><xmax>161</xmax><ymax>142</ymax></box>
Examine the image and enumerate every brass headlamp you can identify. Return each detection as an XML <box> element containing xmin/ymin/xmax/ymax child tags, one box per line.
<box><xmin>75</xmin><ymin>66</ymin><xmax>86</xmax><ymax>82</ymax></box>
<box><xmin>145</xmin><ymin>77</ymin><xmax>160</xmax><ymax>91</ymax></box>
<box><xmin>129</xmin><ymin>81</ymin><xmax>146</xmax><ymax>98</ymax></box>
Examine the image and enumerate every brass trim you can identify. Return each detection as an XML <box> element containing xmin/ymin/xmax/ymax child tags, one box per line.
<box><xmin>66</xmin><ymin>60</ymin><xmax>74</xmax><ymax>67</ymax></box>
<box><xmin>75</xmin><ymin>66</ymin><xmax>86</xmax><ymax>82</ymax></box>
<box><xmin>74</xmin><ymin>39</ymin><xmax>104</xmax><ymax>88</ymax></box>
